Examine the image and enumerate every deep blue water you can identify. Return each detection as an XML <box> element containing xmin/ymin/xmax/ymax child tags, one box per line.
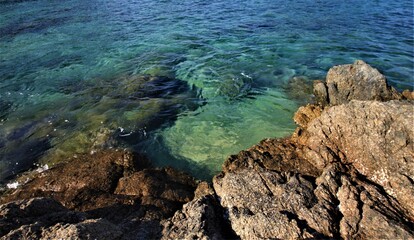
<box><xmin>0</xmin><ymin>0</ymin><xmax>413</xmax><ymax>182</ymax></box>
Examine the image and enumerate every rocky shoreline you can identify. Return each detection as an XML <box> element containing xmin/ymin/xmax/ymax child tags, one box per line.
<box><xmin>1</xmin><ymin>60</ymin><xmax>413</xmax><ymax>239</ymax></box>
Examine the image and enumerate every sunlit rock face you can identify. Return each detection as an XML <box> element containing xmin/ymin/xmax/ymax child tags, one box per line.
<box><xmin>1</xmin><ymin>62</ymin><xmax>413</xmax><ymax>239</ymax></box>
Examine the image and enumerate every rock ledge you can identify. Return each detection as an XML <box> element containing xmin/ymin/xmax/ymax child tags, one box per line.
<box><xmin>1</xmin><ymin>60</ymin><xmax>413</xmax><ymax>239</ymax></box>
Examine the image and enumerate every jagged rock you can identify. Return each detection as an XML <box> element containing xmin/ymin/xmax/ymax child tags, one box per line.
<box><xmin>161</xmin><ymin>182</ymin><xmax>235</xmax><ymax>240</ymax></box>
<box><xmin>313</xmin><ymin>80</ymin><xmax>329</xmax><ymax>106</ymax></box>
<box><xmin>296</xmin><ymin>100</ymin><xmax>414</xmax><ymax>218</ymax></box>
<box><xmin>293</xmin><ymin>104</ymin><xmax>323</xmax><ymax>129</ymax></box>
<box><xmin>212</xmin><ymin>99</ymin><xmax>414</xmax><ymax>239</ymax></box>
<box><xmin>40</xmin><ymin>219</ymin><xmax>123</xmax><ymax>240</ymax></box>
<box><xmin>0</xmin><ymin>150</ymin><xmax>197</xmax><ymax>239</ymax></box>
<box><xmin>0</xmin><ymin>198</ymin><xmax>123</xmax><ymax>240</ymax></box>
<box><xmin>193</xmin><ymin>181</ymin><xmax>215</xmax><ymax>199</ymax></box>
<box><xmin>210</xmin><ymin>62</ymin><xmax>413</xmax><ymax>239</ymax></box>
<box><xmin>1</xmin><ymin>61</ymin><xmax>412</xmax><ymax>239</ymax></box>
<box><xmin>223</xmin><ymin>138</ymin><xmax>320</xmax><ymax>178</ymax></box>
<box><xmin>213</xmin><ymin>168</ymin><xmax>335</xmax><ymax>239</ymax></box>
<box><xmin>315</xmin><ymin>60</ymin><xmax>401</xmax><ymax>106</ymax></box>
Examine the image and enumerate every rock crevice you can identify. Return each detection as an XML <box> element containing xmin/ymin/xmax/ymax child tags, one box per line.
<box><xmin>1</xmin><ymin>60</ymin><xmax>413</xmax><ymax>239</ymax></box>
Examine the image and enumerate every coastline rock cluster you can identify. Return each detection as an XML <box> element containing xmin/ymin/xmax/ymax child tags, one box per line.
<box><xmin>1</xmin><ymin>151</ymin><xmax>197</xmax><ymax>239</ymax></box>
<box><xmin>1</xmin><ymin>60</ymin><xmax>413</xmax><ymax>239</ymax></box>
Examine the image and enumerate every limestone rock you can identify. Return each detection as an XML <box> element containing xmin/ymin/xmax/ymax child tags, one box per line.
<box><xmin>211</xmin><ymin>60</ymin><xmax>414</xmax><ymax>239</ymax></box>
<box><xmin>1</xmin><ymin>61</ymin><xmax>412</xmax><ymax>240</ymax></box>
<box><xmin>293</xmin><ymin>104</ymin><xmax>323</xmax><ymax>129</ymax></box>
<box><xmin>402</xmin><ymin>89</ymin><xmax>414</xmax><ymax>100</ymax></box>
<box><xmin>161</xmin><ymin>195</ymin><xmax>226</xmax><ymax>240</ymax></box>
<box><xmin>315</xmin><ymin>60</ymin><xmax>401</xmax><ymax>106</ymax></box>
<box><xmin>213</xmin><ymin>168</ymin><xmax>335</xmax><ymax>239</ymax></box>
<box><xmin>162</xmin><ymin>182</ymin><xmax>236</xmax><ymax>240</ymax></box>
<box><xmin>313</xmin><ymin>80</ymin><xmax>329</xmax><ymax>106</ymax></box>
<box><xmin>297</xmin><ymin>100</ymin><xmax>414</xmax><ymax>218</ymax></box>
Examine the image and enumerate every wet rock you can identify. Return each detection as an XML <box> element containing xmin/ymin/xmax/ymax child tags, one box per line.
<box><xmin>1</xmin><ymin>150</ymin><xmax>134</xmax><ymax>210</ymax></box>
<box><xmin>285</xmin><ymin>76</ymin><xmax>313</xmax><ymax>104</ymax></box>
<box><xmin>0</xmin><ymin>197</ymin><xmax>123</xmax><ymax>240</ymax></box>
<box><xmin>0</xmin><ymin>198</ymin><xmax>87</xmax><ymax>238</ymax></box>
<box><xmin>315</xmin><ymin>60</ymin><xmax>401</xmax><ymax>106</ymax></box>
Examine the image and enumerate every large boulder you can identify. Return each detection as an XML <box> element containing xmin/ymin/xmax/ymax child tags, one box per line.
<box><xmin>211</xmin><ymin>100</ymin><xmax>414</xmax><ymax>239</ymax></box>
<box><xmin>296</xmin><ymin>100</ymin><xmax>414</xmax><ymax>218</ymax></box>
<box><xmin>1</xmin><ymin>61</ymin><xmax>412</xmax><ymax>239</ymax></box>
<box><xmin>208</xmin><ymin>61</ymin><xmax>413</xmax><ymax>239</ymax></box>
<box><xmin>314</xmin><ymin>60</ymin><xmax>401</xmax><ymax>106</ymax></box>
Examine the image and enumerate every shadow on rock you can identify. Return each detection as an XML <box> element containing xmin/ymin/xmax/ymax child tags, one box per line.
<box><xmin>0</xmin><ymin>149</ymin><xmax>198</xmax><ymax>239</ymax></box>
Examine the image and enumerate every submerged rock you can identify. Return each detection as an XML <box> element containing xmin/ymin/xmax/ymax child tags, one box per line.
<box><xmin>213</xmin><ymin>100</ymin><xmax>414</xmax><ymax>239</ymax></box>
<box><xmin>1</xmin><ymin>61</ymin><xmax>413</xmax><ymax>239</ymax></box>
<box><xmin>0</xmin><ymin>100</ymin><xmax>12</xmax><ymax>120</ymax></box>
<box><xmin>284</xmin><ymin>75</ymin><xmax>313</xmax><ymax>104</ymax></box>
<box><xmin>163</xmin><ymin>61</ymin><xmax>414</xmax><ymax>239</ymax></box>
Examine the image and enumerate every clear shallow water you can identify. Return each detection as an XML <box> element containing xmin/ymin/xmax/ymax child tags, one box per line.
<box><xmin>0</xmin><ymin>0</ymin><xmax>413</xmax><ymax>181</ymax></box>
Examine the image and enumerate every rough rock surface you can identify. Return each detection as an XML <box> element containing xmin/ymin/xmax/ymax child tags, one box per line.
<box><xmin>0</xmin><ymin>150</ymin><xmax>197</xmax><ymax>239</ymax></box>
<box><xmin>161</xmin><ymin>182</ymin><xmax>236</xmax><ymax>240</ymax></box>
<box><xmin>315</xmin><ymin>60</ymin><xmax>401</xmax><ymax>106</ymax></box>
<box><xmin>173</xmin><ymin>61</ymin><xmax>414</xmax><ymax>239</ymax></box>
<box><xmin>297</xmin><ymin>100</ymin><xmax>414</xmax><ymax>218</ymax></box>
<box><xmin>213</xmin><ymin>100</ymin><xmax>414</xmax><ymax>238</ymax></box>
<box><xmin>207</xmin><ymin>61</ymin><xmax>413</xmax><ymax>239</ymax></box>
<box><xmin>1</xmin><ymin>61</ymin><xmax>413</xmax><ymax>239</ymax></box>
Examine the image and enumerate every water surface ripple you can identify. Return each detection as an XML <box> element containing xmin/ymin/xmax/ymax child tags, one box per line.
<box><xmin>0</xmin><ymin>0</ymin><xmax>413</xmax><ymax>181</ymax></box>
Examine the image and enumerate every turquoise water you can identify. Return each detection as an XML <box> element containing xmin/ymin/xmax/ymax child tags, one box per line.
<box><xmin>1</xmin><ymin>0</ymin><xmax>413</xmax><ymax>181</ymax></box>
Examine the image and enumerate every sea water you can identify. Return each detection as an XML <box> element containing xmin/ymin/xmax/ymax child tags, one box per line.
<box><xmin>0</xmin><ymin>0</ymin><xmax>413</xmax><ymax>181</ymax></box>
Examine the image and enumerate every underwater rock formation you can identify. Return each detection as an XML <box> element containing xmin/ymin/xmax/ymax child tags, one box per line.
<box><xmin>0</xmin><ymin>74</ymin><xmax>201</xmax><ymax>184</ymax></box>
<box><xmin>1</xmin><ymin>61</ymin><xmax>413</xmax><ymax>239</ymax></box>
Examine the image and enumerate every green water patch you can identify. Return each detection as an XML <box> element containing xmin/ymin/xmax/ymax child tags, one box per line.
<box><xmin>0</xmin><ymin>74</ymin><xmax>200</xmax><ymax>183</ymax></box>
<box><xmin>137</xmin><ymin>87</ymin><xmax>298</xmax><ymax>180</ymax></box>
